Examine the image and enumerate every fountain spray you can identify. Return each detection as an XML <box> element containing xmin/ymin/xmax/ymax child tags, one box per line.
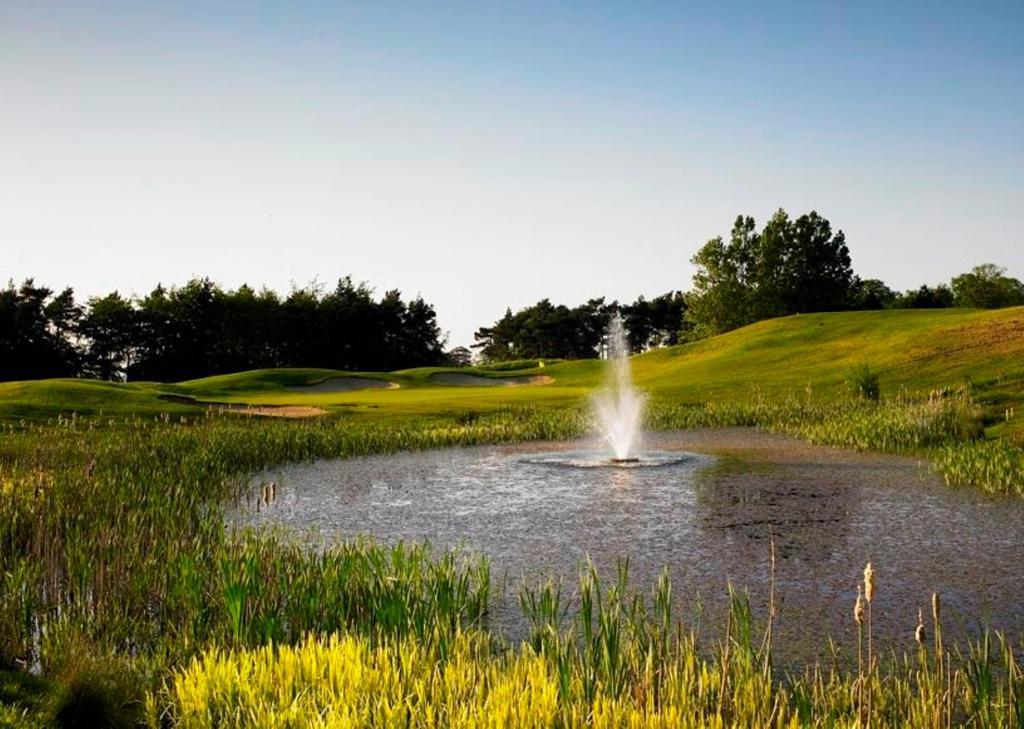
<box><xmin>593</xmin><ymin>314</ymin><xmax>646</xmax><ymax>462</ymax></box>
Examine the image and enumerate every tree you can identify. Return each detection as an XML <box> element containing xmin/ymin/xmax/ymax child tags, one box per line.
<box><xmin>622</xmin><ymin>292</ymin><xmax>687</xmax><ymax>351</ymax></box>
<box><xmin>646</xmin><ymin>291</ymin><xmax>687</xmax><ymax>347</ymax></box>
<box><xmin>1</xmin><ymin>276</ymin><xmax>448</xmax><ymax>382</ymax></box>
<box><xmin>890</xmin><ymin>284</ymin><xmax>954</xmax><ymax>309</ymax></box>
<box><xmin>472</xmin><ymin>293</ymin><xmax>682</xmax><ymax>361</ymax></box>
<box><xmin>446</xmin><ymin>346</ymin><xmax>473</xmax><ymax>367</ymax></box>
<box><xmin>79</xmin><ymin>292</ymin><xmax>138</xmax><ymax>380</ymax></box>
<box><xmin>46</xmin><ymin>287</ymin><xmax>83</xmax><ymax>343</ymax></box>
<box><xmin>783</xmin><ymin>211</ymin><xmax>854</xmax><ymax>313</ymax></box>
<box><xmin>951</xmin><ymin>264</ymin><xmax>1024</xmax><ymax>309</ymax></box>
<box><xmin>129</xmin><ymin>285</ymin><xmax>175</xmax><ymax>381</ymax></box>
<box><xmin>851</xmin><ymin>279</ymin><xmax>897</xmax><ymax>310</ymax></box>
<box><xmin>400</xmin><ymin>296</ymin><xmax>445</xmax><ymax>367</ymax></box>
<box><xmin>473</xmin><ymin>308</ymin><xmax>517</xmax><ymax>362</ymax></box>
<box><xmin>683</xmin><ymin>232</ymin><xmax>756</xmax><ymax>339</ymax></box>
<box><xmin>0</xmin><ymin>280</ymin><xmax>81</xmax><ymax>380</ymax></box>
<box><xmin>473</xmin><ymin>300</ymin><xmax>603</xmax><ymax>361</ymax></box>
<box><xmin>684</xmin><ymin>210</ymin><xmax>855</xmax><ymax>338</ymax></box>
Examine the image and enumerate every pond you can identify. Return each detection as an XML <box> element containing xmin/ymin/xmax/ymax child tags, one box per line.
<box><xmin>239</xmin><ymin>428</ymin><xmax>1024</xmax><ymax>664</ymax></box>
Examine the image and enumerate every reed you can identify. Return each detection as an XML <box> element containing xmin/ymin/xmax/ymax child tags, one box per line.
<box><xmin>160</xmin><ymin>563</ymin><xmax>1024</xmax><ymax>728</ymax></box>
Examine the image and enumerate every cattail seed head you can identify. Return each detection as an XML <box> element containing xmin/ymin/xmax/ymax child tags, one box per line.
<box><xmin>915</xmin><ymin>609</ymin><xmax>926</xmax><ymax>645</ymax></box>
<box><xmin>854</xmin><ymin>585</ymin><xmax>865</xmax><ymax>625</ymax></box>
<box><xmin>863</xmin><ymin>562</ymin><xmax>876</xmax><ymax>603</ymax></box>
<box><xmin>931</xmin><ymin>592</ymin><xmax>941</xmax><ymax>624</ymax></box>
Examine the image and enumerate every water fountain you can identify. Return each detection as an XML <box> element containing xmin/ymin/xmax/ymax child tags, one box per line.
<box><xmin>593</xmin><ymin>314</ymin><xmax>646</xmax><ymax>463</ymax></box>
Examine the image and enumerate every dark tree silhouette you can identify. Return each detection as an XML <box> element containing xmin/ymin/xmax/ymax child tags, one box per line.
<box><xmin>0</xmin><ymin>277</ymin><xmax>446</xmax><ymax>382</ymax></box>
<box><xmin>472</xmin><ymin>293</ymin><xmax>685</xmax><ymax>362</ymax></box>
<box><xmin>0</xmin><ymin>280</ymin><xmax>81</xmax><ymax>380</ymax></box>
<box><xmin>890</xmin><ymin>284</ymin><xmax>954</xmax><ymax>309</ymax></box>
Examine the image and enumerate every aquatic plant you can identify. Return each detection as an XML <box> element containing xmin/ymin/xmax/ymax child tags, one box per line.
<box><xmin>933</xmin><ymin>439</ymin><xmax>1024</xmax><ymax>496</ymax></box>
<box><xmin>160</xmin><ymin>563</ymin><xmax>1024</xmax><ymax>728</ymax></box>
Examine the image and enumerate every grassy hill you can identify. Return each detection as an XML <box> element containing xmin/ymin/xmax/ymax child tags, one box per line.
<box><xmin>634</xmin><ymin>307</ymin><xmax>1024</xmax><ymax>398</ymax></box>
<box><xmin>3</xmin><ymin>307</ymin><xmax>1022</xmax><ymax>435</ymax></box>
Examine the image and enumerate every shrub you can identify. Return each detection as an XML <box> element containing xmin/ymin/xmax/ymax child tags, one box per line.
<box><xmin>46</xmin><ymin>649</ymin><xmax>143</xmax><ymax>729</ymax></box>
<box><xmin>847</xmin><ymin>364</ymin><xmax>880</xmax><ymax>401</ymax></box>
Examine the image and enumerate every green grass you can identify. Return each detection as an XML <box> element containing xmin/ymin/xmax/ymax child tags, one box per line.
<box><xmin>3</xmin><ymin>308</ymin><xmax>1024</xmax><ymax>436</ymax></box>
<box><xmin>633</xmin><ymin>307</ymin><xmax>1024</xmax><ymax>404</ymax></box>
<box><xmin>0</xmin><ymin>379</ymin><xmax>199</xmax><ymax>420</ymax></box>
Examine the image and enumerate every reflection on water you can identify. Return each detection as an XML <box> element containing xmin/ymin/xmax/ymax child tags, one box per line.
<box><xmin>238</xmin><ymin>429</ymin><xmax>1024</xmax><ymax>664</ymax></box>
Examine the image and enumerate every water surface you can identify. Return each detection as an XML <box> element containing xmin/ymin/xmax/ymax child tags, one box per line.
<box><xmin>240</xmin><ymin>429</ymin><xmax>1024</xmax><ymax>663</ymax></box>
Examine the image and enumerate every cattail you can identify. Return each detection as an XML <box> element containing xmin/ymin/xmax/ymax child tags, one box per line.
<box><xmin>932</xmin><ymin>591</ymin><xmax>944</xmax><ymax>663</ymax></box>
<box><xmin>854</xmin><ymin>585</ymin><xmax>865</xmax><ymax>625</ymax></box>
<box><xmin>915</xmin><ymin>608</ymin><xmax>926</xmax><ymax>645</ymax></box>
<box><xmin>863</xmin><ymin>562</ymin><xmax>875</xmax><ymax>603</ymax></box>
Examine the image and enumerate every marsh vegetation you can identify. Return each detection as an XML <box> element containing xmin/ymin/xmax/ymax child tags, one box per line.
<box><xmin>1</xmin><ymin>387</ymin><xmax>1022</xmax><ymax>725</ymax></box>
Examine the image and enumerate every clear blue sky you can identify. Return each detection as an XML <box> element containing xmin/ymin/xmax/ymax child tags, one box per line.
<box><xmin>2</xmin><ymin>1</ymin><xmax>1021</xmax><ymax>347</ymax></box>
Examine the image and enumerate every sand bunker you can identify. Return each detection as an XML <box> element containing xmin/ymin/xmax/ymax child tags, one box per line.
<box><xmin>223</xmin><ymin>404</ymin><xmax>326</xmax><ymax>418</ymax></box>
<box><xmin>158</xmin><ymin>394</ymin><xmax>325</xmax><ymax>419</ymax></box>
<box><xmin>431</xmin><ymin>373</ymin><xmax>554</xmax><ymax>387</ymax></box>
<box><xmin>288</xmin><ymin>377</ymin><xmax>398</xmax><ymax>393</ymax></box>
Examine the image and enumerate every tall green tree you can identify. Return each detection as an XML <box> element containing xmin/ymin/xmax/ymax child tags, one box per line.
<box><xmin>850</xmin><ymin>279</ymin><xmax>897</xmax><ymax>310</ymax></box>
<box><xmin>784</xmin><ymin>211</ymin><xmax>854</xmax><ymax>312</ymax></box>
<box><xmin>400</xmin><ymin>297</ymin><xmax>445</xmax><ymax>367</ymax></box>
<box><xmin>683</xmin><ymin>218</ymin><xmax>759</xmax><ymax>339</ymax></box>
<box><xmin>623</xmin><ymin>292</ymin><xmax>687</xmax><ymax>350</ymax></box>
<box><xmin>684</xmin><ymin>210</ymin><xmax>855</xmax><ymax>337</ymax></box>
<box><xmin>951</xmin><ymin>264</ymin><xmax>1024</xmax><ymax>309</ymax></box>
<box><xmin>78</xmin><ymin>292</ymin><xmax>138</xmax><ymax>380</ymax></box>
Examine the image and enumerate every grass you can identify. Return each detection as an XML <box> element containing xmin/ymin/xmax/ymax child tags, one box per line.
<box><xmin>160</xmin><ymin>564</ymin><xmax>1023</xmax><ymax>728</ymax></box>
<box><xmin>2</xmin><ymin>308</ymin><xmax>1024</xmax><ymax>725</ymax></box>
<box><xmin>2</xmin><ymin>308</ymin><xmax>1023</xmax><ymax>434</ymax></box>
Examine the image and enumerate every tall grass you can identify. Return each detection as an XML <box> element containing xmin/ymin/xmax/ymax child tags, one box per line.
<box><xmin>1</xmin><ymin>409</ymin><xmax>545</xmax><ymax>671</ymax></box>
<box><xmin>934</xmin><ymin>439</ymin><xmax>1024</xmax><ymax>496</ymax></box>
<box><xmin>2</xmin><ymin>393</ymin><xmax>1022</xmax><ymax>724</ymax></box>
<box><xmin>162</xmin><ymin>563</ymin><xmax>1024</xmax><ymax>728</ymax></box>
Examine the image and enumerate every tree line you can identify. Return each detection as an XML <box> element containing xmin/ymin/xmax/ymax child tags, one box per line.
<box><xmin>5</xmin><ymin>208</ymin><xmax>1022</xmax><ymax>379</ymax></box>
<box><xmin>472</xmin><ymin>293</ymin><xmax>685</xmax><ymax>361</ymax></box>
<box><xmin>472</xmin><ymin>210</ymin><xmax>1023</xmax><ymax>361</ymax></box>
<box><xmin>1</xmin><ymin>277</ymin><xmax>445</xmax><ymax>382</ymax></box>
<box><xmin>682</xmin><ymin>210</ymin><xmax>1023</xmax><ymax>338</ymax></box>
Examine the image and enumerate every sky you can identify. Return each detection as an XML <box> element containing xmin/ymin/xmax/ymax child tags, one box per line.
<box><xmin>2</xmin><ymin>1</ymin><xmax>1022</xmax><ymax>348</ymax></box>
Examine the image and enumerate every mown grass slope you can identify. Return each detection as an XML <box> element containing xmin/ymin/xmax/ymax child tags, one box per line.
<box><xmin>3</xmin><ymin>307</ymin><xmax>1022</xmax><ymax>434</ymax></box>
<box><xmin>635</xmin><ymin>307</ymin><xmax>1024</xmax><ymax>397</ymax></box>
